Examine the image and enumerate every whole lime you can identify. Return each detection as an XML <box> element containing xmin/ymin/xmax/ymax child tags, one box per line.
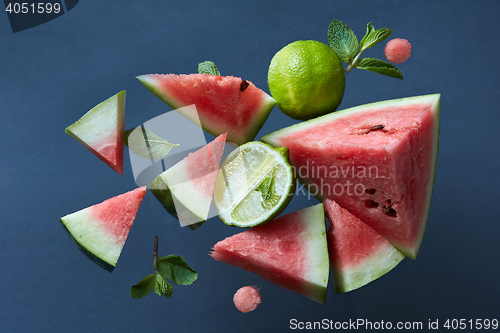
<box><xmin>268</xmin><ymin>40</ymin><xmax>345</xmax><ymax>120</ymax></box>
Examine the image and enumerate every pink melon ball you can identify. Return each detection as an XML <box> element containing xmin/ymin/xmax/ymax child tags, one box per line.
<box><xmin>233</xmin><ymin>286</ymin><xmax>261</xmax><ymax>313</ymax></box>
<box><xmin>384</xmin><ymin>38</ymin><xmax>411</xmax><ymax>64</ymax></box>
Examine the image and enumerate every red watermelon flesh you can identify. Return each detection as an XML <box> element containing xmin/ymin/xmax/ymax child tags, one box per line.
<box><xmin>181</xmin><ymin>132</ymin><xmax>227</xmax><ymax>198</ymax></box>
<box><xmin>211</xmin><ymin>203</ymin><xmax>329</xmax><ymax>304</ymax></box>
<box><xmin>137</xmin><ymin>74</ymin><xmax>276</xmax><ymax>145</ymax></box>
<box><xmin>60</xmin><ymin>186</ymin><xmax>147</xmax><ymax>272</ymax></box>
<box><xmin>262</xmin><ymin>94</ymin><xmax>440</xmax><ymax>258</ymax></box>
<box><xmin>324</xmin><ymin>199</ymin><xmax>404</xmax><ymax>293</ymax></box>
<box><xmin>65</xmin><ymin>91</ymin><xmax>126</xmax><ymax>175</ymax></box>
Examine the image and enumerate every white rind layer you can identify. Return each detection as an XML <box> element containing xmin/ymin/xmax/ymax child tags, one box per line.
<box><xmin>163</xmin><ymin>169</ymin><xmax>219</xmax><ymax>224</ymax></box>
<box><xmin>332</xmin><ymin>241</ymin><xmax>404</xmax><ymax>293</ymax></box>
<box><xmin>60</xmin><ymin>209</ymin><xmax>122</xmax><ymax>267</ymax></box>
<box><xmin>301</xmin><ymin>203</ymin><xmax>330</xmax><ymax>304</ymax></box>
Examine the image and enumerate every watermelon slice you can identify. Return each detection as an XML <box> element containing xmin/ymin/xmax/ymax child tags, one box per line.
<box><xmin>137</xmin><ymin>74</ymin><xmax>276</xmax><ymax>145</ymax></box>
<box><xmin>210</xmin><ymin>203</ymin><xmax>329</xmax><ymax>304</ymax></box>
<box><xmin>149</xmin><ymin>133</ymin><xmax>227</xmax><ymax>229</ymax></box>
<box><xmin>60</xmin><ymin>186</ymin><xmax>146</xmax><ymax>272</ymax></box>
<box><xmin>324</xmin><ymin>199</ymin><xmax>404</xmax><ymax>293</ymax></box>
<box><xmin>262</xmin><ymin>94</ymin><xmax>441</xmax><ymax>259</ymax></box>
<box><xmin>65</xmin><ymin>91</ymin><xmax>126</xmax><ymax>175</ymax></box>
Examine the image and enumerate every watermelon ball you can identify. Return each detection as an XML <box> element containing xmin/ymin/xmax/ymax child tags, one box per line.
<box><xmin>233</xmin><ymin>286</ymin><xmax>262</xmax><ymax>313</ymax></box>
<box><xmin>384</xmin><ymin>38</ymin><xmax>411</xmax><ymax>64</ymax></box>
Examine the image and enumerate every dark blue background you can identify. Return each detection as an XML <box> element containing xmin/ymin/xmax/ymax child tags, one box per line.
<box><xmin>1</xmin><ymin>1</ymin><xmax>499</xmax><ymax>332</ymax></box>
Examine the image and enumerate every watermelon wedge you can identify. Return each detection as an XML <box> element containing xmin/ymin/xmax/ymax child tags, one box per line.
<box><xmin>65</xmin><ymin>91</ymin><xmax>126</xmax><ymax>175</ymax></box>
<box><xmin>137</xmin><ymin>74</ymin><xmax>276</xmax><ymax>145</ymax></box>
<box><xmin>60</xmin><ymin>186</ymin><xmax>146</xmax><ymax>272</ymax></box>
<box><xmin>324</xmin><ymin>199</ymin><xmax>404</xmax><ymax>293</ymax></box>
<box><xmin>262</xmin><ymin>94</ymin><xmax>441</xmax><ymax>259</ymax></box>
<box><xmin>210</xmin><ymin>203</ymin><xmax>329</xmax><ymax>304</ymax></box>
<box><xmin>149</xmin><ymin>133</ymin><xmax>227</xmax><ymax>229</ymax></box>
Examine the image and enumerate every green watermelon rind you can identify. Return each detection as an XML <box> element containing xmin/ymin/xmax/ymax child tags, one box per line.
<box><xmin>136</xmin><ymin>74</ymin><xmax>276</xmax><ymax>145</ymax></box>
<box><xmin>332</xmin><ymin>241</ymin><xmax>404</xmax><ymax>293</ymax></box>
<box><xmin>59</xmin><ymin>219</ymin><xmax>116</xmax><ymax>272</ymax></box>
<box><xmin>262</xmin><ymin>94</ymin><xmax>441</xmax><ymax>259</ymax></box>
<box><xmin>149</xmin><ymin>175</ymin><xmax>205</xmax><ymax>230</ymax></box>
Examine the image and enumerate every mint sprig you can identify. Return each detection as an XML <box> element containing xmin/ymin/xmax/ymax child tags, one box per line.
<box><xmin>131</xmin><ymin>236</ymin><xmax>198</xmax><ymax>298</ymax></box>
<box><xmin>198</xmin><ymin>61</ymin><xmax>220</xmax><ymax>75</ymax></box>
<box><xmin>328</xmin><ymin>20</ymin><xmax>403</xmax><ymax>79</ymax></box>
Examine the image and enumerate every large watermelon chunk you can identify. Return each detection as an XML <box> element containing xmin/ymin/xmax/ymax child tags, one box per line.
<box><xmin>60</xmin><ymin>186</ymin><xmax>147</xmax><ymax>272</ymax></box>
<box><xmin>210</xmin><ymin>203</ymin><xmax>329</xmax><ymax>304</ymax></box>
<box><xmin>65</xmin><ymin>91</ymin><xmax>126</xmax><ymax>175</ymax></box>
<box><xmin>137</xmin><ymin>74</ymin><xmax>276</xmax><ymax>145</ymax></box>
<box><xmin>149</xmin><ymin>133</ymin><xmax>227</xmax><ymax>229</ymax></box>
<box><xmin>262</xmin><ymin>94</ymin><xmax>441</xmax><ymax>258</ymax></box>
<box><xmin>324</xmin><ymin>199</ymin><xmax>404</xmax><ymax>293</ymax></box>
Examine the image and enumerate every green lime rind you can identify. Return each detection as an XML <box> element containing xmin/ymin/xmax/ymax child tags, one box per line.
<box><xmin>214</xmin><ymin>141</ymin><xmax>296</xmax><ymax>228</ymax></box>
<box><xmin>268</xmin><ymin>40</ymin><xmax>345</xmax><ymax>121</ymax></box>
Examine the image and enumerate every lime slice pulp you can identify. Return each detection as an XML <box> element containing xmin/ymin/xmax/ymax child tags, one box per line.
<box><xmin>214</xmin><ymin>141</ymin><xmax>296</xmax><ymax>227</ymax></box>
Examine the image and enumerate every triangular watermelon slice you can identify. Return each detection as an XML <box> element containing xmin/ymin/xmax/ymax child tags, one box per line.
<box><xmin>60</xmin><ymin>186</ymin><xmax>146</xmax><ymax>272</ymax></box>
<box><xmin>324</xmin><ymin>199</ymin><xmax>404</xmax><ymax>293</ymax></box>
<box><xmin>149</xmin><ymin>133</ymin><xmax>227</xmax><ymax>229</ymax></box>
<box><xmin>262</xmin><ymin>94</ymin><xmax>440</xmax><ymax>259</ymax></box>
<box><xmin>210</xmin><ymin>203</ymin><xmax>329</xmax><ymax>304</ymax></box>
<box><xmin>137</xmin><ymin>74</ymin><xmax>276</xmax><ymax>145</ymax></box>
<box><xmin>65</xmin><ymin>91</ymin><xmax>126</xmax><ymax>175</ymax></box>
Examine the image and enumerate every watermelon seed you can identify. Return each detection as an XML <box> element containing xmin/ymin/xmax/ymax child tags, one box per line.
<box><xmin>383</xmin><ymin>205</ymin><xmax>397</xmax><ymax>217</ymax></box>
<box><xmin>240</xmin><ymin>80</ymin><xmax>250</xmax><ymax>92</ymax></box>
<box><xmin>365</xmin><ymin>200</ymin><xmax>379</xmax><ymax>208</ymax></box>
<box><xmin>364</xmin><ymin>124</ymin><xmax>385</xmax><ymax>134</ymax></box>
<box><xmin>365</xmin><ymin>188</ymin><xmax>376</xmax><ymax>195</ymax></box>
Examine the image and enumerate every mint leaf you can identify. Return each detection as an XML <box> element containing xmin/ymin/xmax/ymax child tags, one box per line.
<box><xmin>157</xmin><ymin>255</ymin><xmax>198</xmax><ymax>286</ymax></box>
<box><xmin>359</xmin><ymin>22</ymin><xmax>392</xmax><ymax>50</ymax></box>
<box><xmin>154</xmin><ymin>273</ymin><xmax>174</xmax><ymax>297</ymax></box>
<box><xmin>198</xmin><ymin>61</ymin><xmax>220</xmax><ymax>75</ymax></box>
<box><xmin>256</xmin><ymin>169</ymin><xmax>275</xmax><ymax>201</ymax></box>
<box><xmin>131</xmin><ymin>274</ymin><xmax>155</xmax><ymax>298</ymax></box>
<box><xmin>124</xmin><ymin>126</ymin><xmax>179</xmax><ymax>160</ymax></box>
<box><xmin>359</xmin><ymin>22</ymin><xmax>376</xmax><ymax>46</ymax></box>
<box><xmin>356</xmin><ymin>58</ymin><xmax>404</xmax><ymax>79</ymax></box>
<box><xmin>328</xmin><ymin>19</ymin><xmax>359</xmax><ymax>63</ymax></box>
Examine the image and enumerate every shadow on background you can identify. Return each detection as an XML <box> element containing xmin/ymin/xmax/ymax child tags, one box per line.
<box><xmin>4</xmin><ymin>0</ymin><xmax>79</xmax><ymax>33</ymax></box>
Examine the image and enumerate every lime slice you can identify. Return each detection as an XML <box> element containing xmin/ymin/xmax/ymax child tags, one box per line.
<box><xmin>214</xmin><ymin>141</ymin><xmax>296</xmax><ymax>227</ymax></box>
